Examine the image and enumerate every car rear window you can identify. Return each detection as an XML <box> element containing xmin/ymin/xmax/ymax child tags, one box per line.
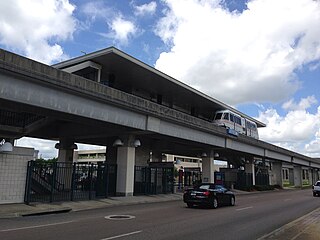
<box><xmin>315</xmin><ymin>182</ymin><xmax>320</xmax><ymax>186</ymax></box>
<box><xmin>195</xmin><ymin>184</ymin><xmax>210</xmax><ymax>190</ymax></box>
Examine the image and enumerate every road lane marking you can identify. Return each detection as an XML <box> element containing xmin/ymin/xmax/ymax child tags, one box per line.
<box><xmin>0</xmin><ymin>221</ymin><xmax>75</xmax><ymax>232</ymax></box>
<box><xmin>100</xmin><ymin>230</ymin><xmax>142</xmax><ymax>240</ymax></box>
<box><xmin>236</xmin><ymin>206</ymin><xmax>253</xmax><ymax>211</ymax></box>
<box><xmin>284</xmin><ymin>198</ymin><xmax>292</xmax><ymax>201</ymax></box>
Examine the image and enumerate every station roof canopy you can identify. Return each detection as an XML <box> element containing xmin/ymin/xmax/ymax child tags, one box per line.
<box><xmin>53</xmin><ymin>47</ymin><xmax>266</xmax><ymax>128</ymax></box>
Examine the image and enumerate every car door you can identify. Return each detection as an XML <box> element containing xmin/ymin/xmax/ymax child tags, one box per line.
<box><xmin>212</xmin><ymin>185</ymin><xmax>225</xmax><ymax>203</ymax></box>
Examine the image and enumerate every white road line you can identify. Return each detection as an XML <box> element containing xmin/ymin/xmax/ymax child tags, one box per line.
<box><xmin>236</xmin><ymin>206</ymin><xmax>253</xmax><ymax>211</ymax></box>
<box><xmin>100</xmin><ymin>231</ymin><xmax>142</xmax><ymax>240</ymax></box>
<box><xmin>0</xmin><ymin>221</ymin><xmax>75</xmax><ymax>232</ymax></box>
<box><xmin>284</xmin><ymin>198</ymin><xmax>292</xmax><ymax>201</ymax></box>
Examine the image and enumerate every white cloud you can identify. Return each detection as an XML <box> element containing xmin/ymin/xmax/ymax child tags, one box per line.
<box><xmin>108</xmin><ymin>15</ymin><xmax>137</xmax><ymax>45</ymax></box>
<box><xmin>154</xmin><ymin>0</ymin><xmax>320</xmax><ymax>105</ymax></box>
<box><xmin>81</xmin><ymin>2</ymin><xmax>138</xmax><ymax>46</ymax></box>
<box><xmin>257</xmin><ymin>97</ymin><xmax>320</xmax><ymax>157</ymax></box>
<box><xmin>81</xmin><ymin>1</ymin><xmax>111</xmax><ymax>21</ymax></box>
<box><xmin>0</xmin><ymin>0</ymin><xmax>76</xmax><ymax>64</ymax></box>
<box><xmin>282</xmin><ymin>96</ymin><xmax>317</xmax><ymax>111</ymax></box>
<box><xmin>133</xmin><ymin>1</ymin><xmax>157</xmax><ymax>16</ymax></box>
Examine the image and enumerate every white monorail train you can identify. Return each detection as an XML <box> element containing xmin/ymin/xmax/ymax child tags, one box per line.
<box><xmin>213</xmin><ymin>110</ymin><xmax>259</xmax><ymax>139</ymax></box>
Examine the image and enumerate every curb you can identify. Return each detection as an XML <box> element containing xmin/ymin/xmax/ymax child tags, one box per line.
<box><xmin>257</xmin><ymin>207</ymin><xmax>320</xmax><ymax>239</ymax></box>
<box><xmin>21</xmin><ymin>208</ymin><xmax>72</xmax><ymax>217</ymax></box>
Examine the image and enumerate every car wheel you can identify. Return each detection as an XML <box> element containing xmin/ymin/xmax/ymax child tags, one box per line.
<box><xmin>230</xmin><ymin>196</ymin><xmax>235</xmax><ymax>206</ymax></box>
<box><xmin>187</xmin><ymin>203</ymin><xmax>194</xmax><ymax>208</ymax></box>
<box><xmin>313</xmin><ymin>192</ymin><xmax>317</xmax><ymax>197</ymax></box>
<box><xmin>212</xmin><ymin>198</ymin><xmax>218</xmax><ymax>209</ymax></box>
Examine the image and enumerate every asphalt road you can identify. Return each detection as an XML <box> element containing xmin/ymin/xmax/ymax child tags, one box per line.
<box><xmin>1</xmin><ymin>189</ymin><xmax>319</xmax><ymax>240</ymax></box>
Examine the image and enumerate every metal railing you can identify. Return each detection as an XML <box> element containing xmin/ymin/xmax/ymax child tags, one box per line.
<box><xmin>134</xmin><ymin>166</ymin><xmax>174</xmax><ymax>195</ymax></box>
<box><xmin>24</xmin><ymin>161</ymin><xmax>117</xmax><ymax>204</ymax></box>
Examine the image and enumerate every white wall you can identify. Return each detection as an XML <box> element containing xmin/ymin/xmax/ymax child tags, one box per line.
<box><xmin>0</xmin><ymin>147</ymin><xmax>35</xmax><ymax>204</ymax></box>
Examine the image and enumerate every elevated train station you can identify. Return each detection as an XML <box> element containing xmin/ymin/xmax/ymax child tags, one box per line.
<box><xmin>0</xmin><ymin>47</ymin><xmax>319</xmax><ymax>204</ymax></box>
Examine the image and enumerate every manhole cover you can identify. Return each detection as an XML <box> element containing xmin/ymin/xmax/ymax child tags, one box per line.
<box><xmin>105</xmin><ymin>215</ymin><xmax>135</xmax><ymax>220</ymax></box>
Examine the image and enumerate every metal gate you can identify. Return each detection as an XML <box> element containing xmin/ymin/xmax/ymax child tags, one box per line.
<box><xmin>134</xmin><ymin>166</ymin><xmax>174</xmax><ymax>195</ymax></box>
<box><xmin>24</xmin><ymin>161</ymin><xmax>117</xmax><ymax>204</ymax></box>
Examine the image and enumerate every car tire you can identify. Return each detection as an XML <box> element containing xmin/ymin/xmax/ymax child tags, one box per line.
<box><xmin>313</xmin><ymin>192</ymin><xmax>317</xmax><ymax>197</ymax></box>
<box><xmin>230</xmin><ymin>196</ymin><xmax>235</xmax><ymax>206</ymax></box>
<box><xmin>187</xmin><ymin>203</ymin><xmax>194</xmax><ymax>208</ymax></box>
<box><xmin>212</xmin><ymin>198</ymin><xmax>218</xmax><ymax>209</ymax></box>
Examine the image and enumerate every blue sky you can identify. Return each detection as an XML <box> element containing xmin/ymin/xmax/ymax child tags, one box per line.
<box><xmin>0</xmin><ymin>0</ymin><xmax>319</xmax><ymax>158</ymax></box>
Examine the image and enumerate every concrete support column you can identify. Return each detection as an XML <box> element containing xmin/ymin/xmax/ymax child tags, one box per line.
<box><xmin>245</xmin><ymin>159</ymin><xmax>255</xmax><ymax>186</ymax></box>
<box><xmin>270</xmin><ymin>161</ymin><xmax>282</xmax><ymax>186</ymax></box>
<box><xmin>312</xmin><ymin>169</ymin><xmax>320</xmax><ymax>184</ymax></box>
<box><xmin>293</xmin><ymin>165</ymin><xmax>302</xmax><ymax>188</ymax></box>
<box><xmin>309</xmin><ymin>169</ymin><xmax>313</xmax><ymax>186</ymax></box>
<box><xmin>202</xmin><ymin>150</ymin><xmax>216</xmax><ymax>183</ymax></box>
<box><xmin>56</xmin><ymin>138</ymin><xmax>77</xmax><ymax>163</ymax></box>
<box><xmin>114</xmin><ymin>135</ymin><xmax>139</xmax><ymax>196</ymax></box>
<box><xmin>116</xmin><ymin>146</ymin><xmax>135</xmax><ymax>196</ymax></box>
<box><xmin>55</xmin><ymin>138</ymin><xmax>77</xmax><ymax>190</ymax></box>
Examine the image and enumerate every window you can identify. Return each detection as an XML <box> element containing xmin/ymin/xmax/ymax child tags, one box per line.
<box><xmin>198</xmin><ymin>184</ymin><xmax>210</xmax><ymax>190</ymax></box>
<box><xmin>214</xmin><ymin>113</ymin><xmax>223</xmax><ymax>120</ymax></box>
<box><xmin>234</xmin><ymin>116</ymin><xmax>241</xmax><ymax>125</ymax></box>
<box><xmin>230</xmin><ymin>114</ymin><xmax>234</xmax><ymax>122</ymax></box>
<box><xmin>223</xmin><ymin>113</ymin><xmax>229</xmax><ymax>120</ymax></box>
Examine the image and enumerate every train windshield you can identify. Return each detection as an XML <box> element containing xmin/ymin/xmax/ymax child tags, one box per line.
<box><xmin>214</xmin><ymin>113</ymin><xmax>223</xmax><ymax>120</ymax></box>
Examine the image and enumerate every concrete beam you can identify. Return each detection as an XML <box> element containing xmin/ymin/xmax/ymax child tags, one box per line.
<box><xmin>225</xmin><ymin>138</ymin><xmax>264</xmax><ymax>156</ymax></box>
<box><xmin>265</xmin><ymin>150</ymin><xmax>291</xmax><ymax>163</ymax></box>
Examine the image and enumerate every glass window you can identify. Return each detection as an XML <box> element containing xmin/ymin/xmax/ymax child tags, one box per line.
<box><xmin>234</xmin><ymin>116</ymin><xmax>241</xmax><ymax>125</ymax></box>
<box><xmin>230</xmin><ymin>114</ymin><xmax>234</xmax><ymax>122</ymax></box>
<box><xmin>197</xmin><ymin>184</ymin><xmax>210</xmax><ymax>190</ymax></box>
<box><xmin>223</xmin><ymin>113</ymin><xmax>229</xmax><ymax>120</ymax></box>
<box><xmin>214</xmin><ymin>113</ymin><xmax>223</xmax><ymax>120</ymax></box>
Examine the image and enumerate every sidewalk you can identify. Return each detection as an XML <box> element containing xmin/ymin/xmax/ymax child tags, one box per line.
<box><xmin>1</xmin><ymin>191</ymin><xmax>320</xmax><ymax>240</ymax></box>
<box><xmin>0</xmin><ymin>193</ymin><xmax>183</xmax><ymax>218</ymax></box>
<box><xmin>258</xmin><ymin>207</ymin><xmax>320</xmax><ymax>240</ymax></box>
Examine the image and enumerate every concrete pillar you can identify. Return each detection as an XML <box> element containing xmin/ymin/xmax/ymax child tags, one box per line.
<box><xmin>313</xmin><ymin>169</ymin><xmax>320</xmax><ymax>183</ymax></box>
<box><xmin>55</xmin><ymin>139</ymin><xmax>77</xmax><ymax>190</ymax></box>
<box><xmin>116</xmin><ymin>146</ymin><xmax>135</xmax><ymax>196</ymax></box>
<box><xmin>245</xmin><ymin>159</ymin><xmax>255</xmax><ymax>185</ymax></box>
<box><xmin>56</xmin><ymin>138</ymin><xmax>77</xmax><ymax>163</ymax></box>
<box><xmin>293</xmin><ymin>165</ymin><xmax>302</xmax><ymax>188</ymax></box>
<box><xmin>270</xmin><ymin>161</ymin><xmax>282</xmax><ymax>186</ymax></box>
<box><xmin>309</xmin><ymin>168</ymin><xmax>313</xmax><ymax>186</ymax></box>
<box><xmin>114</xmin><ymin>135</ymin><xmax>139</xmax><ymax>196</ymax></box>
<box><xmin>202</xmin><ymin>150</ymin><xmax>216</xmax><ymax>183</ymax></box>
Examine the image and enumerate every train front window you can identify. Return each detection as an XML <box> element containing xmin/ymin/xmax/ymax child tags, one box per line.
<box><xmin>223</xmin><ymin>113</ymin><xmax>229</xmax><ymax>120</ymax></box>
<box><xmin>214</xmin><ymin>113</ymin><xmax>223</xmax><ymax>120</ymax></box>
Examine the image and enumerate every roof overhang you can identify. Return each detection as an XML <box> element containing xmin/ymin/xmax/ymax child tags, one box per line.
<box><xmin>53</xmin><ymin>47</ymin><xmax>266</xmax><ymax>128</ymax></box>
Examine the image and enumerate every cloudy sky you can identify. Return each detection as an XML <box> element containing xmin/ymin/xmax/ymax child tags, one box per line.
<box><xmin>0</xmin><ymin>0</ymin><xmax>319</xmax><ymax>158</ymax></box>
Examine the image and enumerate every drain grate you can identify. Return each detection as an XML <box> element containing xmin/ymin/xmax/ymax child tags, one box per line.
<box><xmin>105</xmin><ymin>215</ymin><xmax>135</xmax><ymax>220</ymax></box>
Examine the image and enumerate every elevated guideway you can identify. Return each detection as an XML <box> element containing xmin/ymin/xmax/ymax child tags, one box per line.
<box><xmin>1</xmin><ymin>48</ymin><xmax>319</xmax><ymax>196</ymax></box>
